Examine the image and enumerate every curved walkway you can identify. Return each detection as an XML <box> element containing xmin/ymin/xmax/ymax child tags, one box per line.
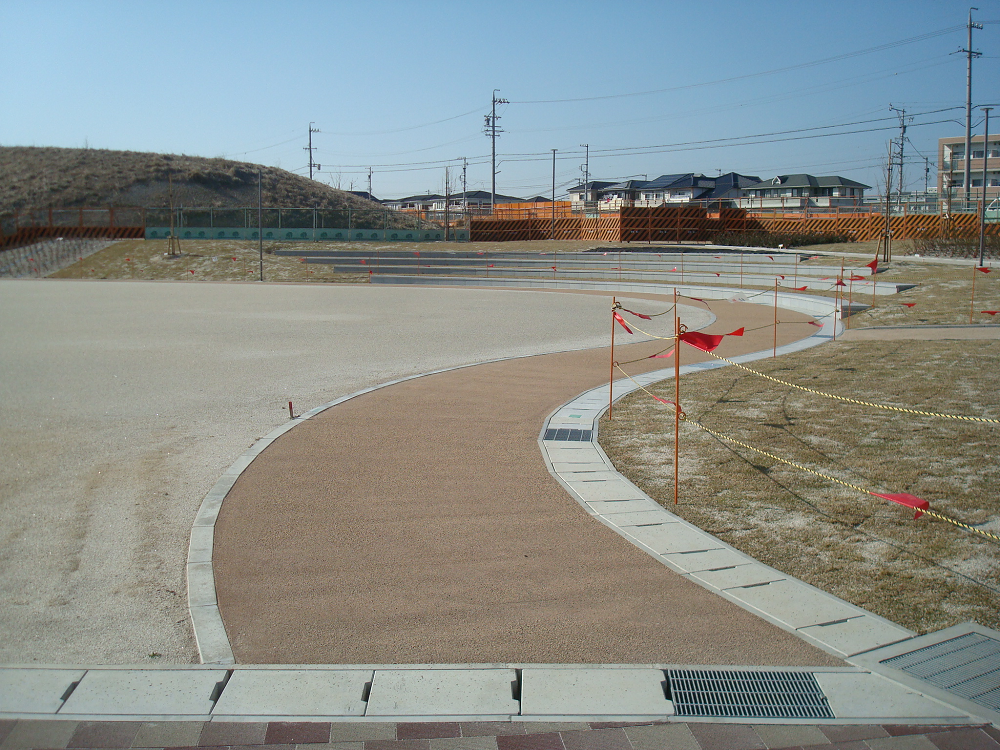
<box><xmin>212</xmin><ymin>290</ymin><xmax>843</xmax><ymax>666</ymax></box>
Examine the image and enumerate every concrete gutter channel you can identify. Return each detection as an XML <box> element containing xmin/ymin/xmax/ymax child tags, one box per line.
<box><xmin>3</xmin><ymin>269</ymin><xmax>998</xmax><ymax>726</ymax></box>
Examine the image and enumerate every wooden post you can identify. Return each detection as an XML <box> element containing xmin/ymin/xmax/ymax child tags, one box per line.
<box><xmin>970</xmin><ymin>264</ymin><xmax>978</xmax><ymax>324</ymax></box>
<box><xmin>773</xmin><ymin>280</ymin><xmax>778</xmax><ymax>357</ymax></box>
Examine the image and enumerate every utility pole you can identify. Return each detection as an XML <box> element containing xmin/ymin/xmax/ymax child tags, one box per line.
<box><xmin>304</xmin><ymin>123</ymin><xmax>321</xmax><ymax>180</ymax></box>
<box><xmin>580</xmin><ymin>143</ymin><xmax>589</xmax><ymax>206</ymax></box>
<box><xmin>961</xmin><ymin>8</ymin><xmax>983</xmax><ymax>204</ymax></box>
<box><xmin>883</xmin><ymin>142</ymin><xmax>894</xmax><ymax>263</ymax></box>
<box><xmin>551</xmin><ymin>149</ymin><xmax>557</xmax><ymax>239</ymax></box>
<box><xmin>367</xmin><ymin>167</ymin><xmax>373</xmax><ymax>200</ymax></box>
<box><xmin>889</xmin><ymin>105</ymin><xmax>911</xmax><ymax>201</ymax></box>
<box><xmin>980</xmin><ymin>106</ymin><xmax>993</xmax><ymax>266</ymax></box>
<box><xmin>444</xmin><ymin>166</ymin><xmax>450</xmax><ymax>243</ymax></box>
<box><xmin>258</xmin><ymin>169</ymin><xmax>263</xmax><ymax>282</ymax></box>
<box><xmin>461</xmin><ymin>157</ymin><xmax>468</xmax><ymax>217</ymax></box>
<box><xmin>924</xmin><ymin>156</ymin><xmax>931</xmax><ymax>194</ymax></box>
<box><xmin>484</xmin><ymin>89</ymin><xmax>508</xmax><ymax>214</ymax></box>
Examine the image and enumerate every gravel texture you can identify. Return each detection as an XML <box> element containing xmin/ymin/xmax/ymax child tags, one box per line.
<box><xmin>0</xmin><ymin>279</ymin><xmax>677</xmax><ymax>664</ymax></box>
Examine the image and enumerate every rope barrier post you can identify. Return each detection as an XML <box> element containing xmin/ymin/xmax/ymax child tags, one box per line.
<box><xmin>773</xmin><ymin>279</ymin><xmax>778</xmax><ymax>358</ymax></box>
<box><xmin>674</xmin><ymin>286</ymin><xmax>681</xmax><ymax>505</ymax></box>
<box><xmin>740</xmin><ymin>251</ymin><xmax>744</xmax><ymax>288</ymax></box>
<box><xmin>794</xmin><ymin>253</ymin><xmax>799</xmax><ymax>287</ymax></box>
<box><xmin>847</xmin><ymin>275</ymin><xmax>854</xmax><ymax>330</ymax></box>
<box><xmin>609</xmin><ymin>296</ymin><xmax>616</xmax><ymax>420</ymax></box>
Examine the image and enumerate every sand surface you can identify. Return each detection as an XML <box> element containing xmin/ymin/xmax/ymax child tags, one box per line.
<box><xmin>0</xmin><ymin>279</ymin><xmax>691</xmax><ymax>664</ymax></box>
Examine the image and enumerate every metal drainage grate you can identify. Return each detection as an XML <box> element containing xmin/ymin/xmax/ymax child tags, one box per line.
<box><xmin>881</xmin><ymin>632</ymin><xmax>1000</xmax><ymax>712</ymax></box>
<box><xmin>543</xmin><ymin>428</ymin><xmax>592</xmax><ymax>442</ymax></box>
<box><xmin>667</xmin><ymin>669</ymin><xmax>834</xmax><ymax>719</ymax></box>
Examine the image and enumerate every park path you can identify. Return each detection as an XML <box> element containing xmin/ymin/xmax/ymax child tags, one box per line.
<box><xmin>213</xmin><ymin>290</ymin><xmax>844</xmax><ymax>666</ymax></box>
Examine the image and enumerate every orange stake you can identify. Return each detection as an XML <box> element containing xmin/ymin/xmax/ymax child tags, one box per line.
<box><xmin>971</xmin><ymin>264</ymin><xmax>978</xmax><ymax>324</ymax></box>
<box><xmin>773</xmin><ymin>280</ymin><xmax>778</xmax><ymax>357</ymax></box>
<box><xmin>609</xmin><ymin>296</ymin><xmax>616</xmax><ymax>420</ymax></box>
<box><xmin>674</xmin><ymin>286</ymin><xmax>681</xmax><ymax>505</ymax></box>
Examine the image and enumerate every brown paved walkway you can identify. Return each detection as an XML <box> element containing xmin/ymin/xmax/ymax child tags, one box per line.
<box><xmin>213</xmin><ymin>290</ymin><xmax>844</xmax><ymax>665</ymax></box>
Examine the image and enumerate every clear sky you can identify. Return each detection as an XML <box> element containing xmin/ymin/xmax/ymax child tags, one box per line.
<box><xmin>2</xmin><ymin>0</ymin><xmax>997</xmax><ymax>200</ymax></box>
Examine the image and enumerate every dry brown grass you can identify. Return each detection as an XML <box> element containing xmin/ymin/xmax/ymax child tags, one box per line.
<box><xmin>600</xmin><ymin>339</ymin><xmax>1000</xmax><ymax>634</ymax></box>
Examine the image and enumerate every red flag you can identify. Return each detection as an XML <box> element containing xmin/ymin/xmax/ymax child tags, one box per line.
<box><xmin>901</xmin><ymin>302</ymin><xmax>916</xmax><ymax>307</ymax></box>
<box><xmin>487</xmin><ymin>264</ymin><xmax>495</xmax><ymax>267</ymax></box>
<box><xmin>648</xmin><ymin>349</ymin><xmax>674</xmax><ymax>358</ymax></box>
<box><xmin>232</xmin><ymin>257</ymin><xmax>237</xmax><ymax>261</ymax></box>
<box><xmin>807</xmin><ymin>321</ymin><xmax>823</xmax><ymax>327</ymax></box>
<box><xmin>477</xmin><ymin>251</ymin><xmax>484</xmax><ymax>255</ymax></box>
<box><xmin>792</xmin><ymin>286</ymin><xmax>808</xmax><ymax>291</ymax></box>
<box><xmin>551</xmin><ymin>266</ymin><xmax>557</xmax><ymax>271</ymax></box>
<box><xmin>189</xmin><ymin>270</ymin><xmax>194</xmax><ymax>274</ymax></box>
<box><xmin>725</xmin><ymin>327</ymin><xmax>745</xmax><ymax>337</ymax></box>
<box><xmin>982</xmin><ymin>310</ymin><xmax>999</xmax><ymax>315</ymax></box>
<box><xmin>849</xmin><ymin>275</ymin><xmax>865</xmax><ymax>281</ymax></box>
<box><xmin>360</xmin><ymin>259</ymin><xmax>366</xmax><ymax>264</ymax></box>
<box><xmin>300</xmin><ymin>257</ymin><xmax>306</xmax><ymax>262</ymax></box>
<box><xmin>670</xmin><ymin>267</ymin><xmax>677</xmax><ymax>271</ymax></box>
<box><xmin>684</xmin><ymin>296</ymin><xmax>705</xmax><ymax>302</ymax></box>
<box><xmin>871</xmin><ymin>491</ymin><xmax>929</xmax><ymax>520</ymax></box>
<box><xmin>650</xmin><ymin>394</ymin><xmax>676</xmax><ymax>406</ymax></box>
<box><xmin>713</xmin><ymin>272</ymin><xmax>720</xmax><ymax>276</ymax></box>
<box><xmin>612</xmin><ymin>311</ymin><xmax>633</xmax><ymax>333</ymax></box>
<box><xmin>767</xmin><ymin>255</ymin><xmax>774</xmax><ymax>260</ymax></box>
<box><xmin>977</xmin><ymin>267</ymin><xmax>992</xmax><ymax>273</ymax></box>
<box><xmin>834</xmin><ymin>279</ymin><xmax>847</xmax><ymax>287</ymax></box>
<box><xmin>867</xmin><ymin>258</ymin><xmax>879</xmax><ymax>274</ymax></box>
<box><xmin>620</xmin><ymin>307</ymin><xmax>651</xmax><ymax>320</ymax></box>
<box><xmin>414</xmin><ymin>251</ymin><xmax>420</xmax><ymax>256</ymax></box>
<box><xmin>679</xmin><ymin>331</ymin><xmax>723</xmax><ymax>351</ymax></box>
<box><xmin>777</xmin><ymin>275</ymin><xmax>785</xmax><ymax>279</ymax></box>
<box><xmin>125</xmin><ymin>258</ymin><xmax>130</xmax><ymax>262</ymax></box>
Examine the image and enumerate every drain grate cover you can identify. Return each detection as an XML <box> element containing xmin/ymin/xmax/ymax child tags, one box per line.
<box><xmin>543</xmin><ymin>428</ymin><xmax>592</xmax><ymax>441</ymax></box>
<box><xmin>667</xmin><ymin>669</ymin><xmax>834</xmax><ymax>719</ymax></box>
<box><xmin>881</xmin><ymin>632</ymin><xmax>1000</xmax><ymax>712</ymax></box>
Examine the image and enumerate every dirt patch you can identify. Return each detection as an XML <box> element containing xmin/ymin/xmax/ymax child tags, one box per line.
<box><xmin>600</xmin><ymin>339</ymin><xmax>1000</xmax><ymax>634</ymax></box>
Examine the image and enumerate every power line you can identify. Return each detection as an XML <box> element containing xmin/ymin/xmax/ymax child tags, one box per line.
<box><xmin>514</xmin><ymin>25</ymin><xmax>966</xmax><ymax>105</ymax></box>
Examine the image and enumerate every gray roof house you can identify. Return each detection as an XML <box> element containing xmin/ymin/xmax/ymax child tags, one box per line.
<box><xmin>739</xmin><ymin>174</ymin><xmax>870</xmax><ymax>209</ymax></box>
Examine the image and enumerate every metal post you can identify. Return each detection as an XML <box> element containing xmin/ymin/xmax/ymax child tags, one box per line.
<box><xmin>609</xmin><ymin>296</ymin><xmax>616</xmax><ymax>420</ymax></box>
<box><xmin>980</xmin><ymin>107</ymin><xmax>993</xmax><ymax>266</ymax></box>
<box><xmin>258</xmin><ymin>170</ymin><xmax>263</xmax><ymax>282</ymax></box>
<box><xmin>673</xmin><ymin>286</ymin><xmax>680</xmax><ymax>506</ymax></box>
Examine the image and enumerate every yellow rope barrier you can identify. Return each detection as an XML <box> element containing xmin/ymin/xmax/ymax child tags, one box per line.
<box><xmin>699</xmin><ymin>349</ymin><xmax>1000</xmax><ymax>424</ymax></box>
<box><xmin>686</xmin><ymin>417</ymin><xmax>1000</xmax><ymax>544</ymax></box>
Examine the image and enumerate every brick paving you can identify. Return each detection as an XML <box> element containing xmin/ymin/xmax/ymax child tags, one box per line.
<box><xmin>0</xmin><ymin>720</ymin><xmax>997</xmax><ymax>750</ymax></box>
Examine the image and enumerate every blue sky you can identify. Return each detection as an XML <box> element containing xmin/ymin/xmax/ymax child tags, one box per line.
<box><xmin>2</xmin><ymin>0</ymin><xmax>998</xmax><ymax>200</ymax></box>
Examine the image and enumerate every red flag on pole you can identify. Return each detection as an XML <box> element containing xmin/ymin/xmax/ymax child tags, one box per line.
<box><xmin>807</xmin><ymin>321</ymin><xmax>823</xmax><ymax>327</ymax></box>
<box><xmin>867</xmin><ymin>258</ymin><xmax>879</xmax><ymax>274</ymax></box>
<box><xmin>679</xmin><ymin>331</ymin><xmax>724</xmax><ymax>351</ymax></box>
<box><xmin>792</xmin><ymin>286</ymin><xmax>808</xmax><ymax>291</ymax></box>
<box><xmin>725</xmin><ymin>327</ymin><xmax>745</xmax><ymax>337</ymax></box>
<box><xmin>982</xmin><ymin>310</ymin><xmax>999</xmax><ymax>315</ymax></box>
<box><xmin>834</xmin><ymin>279</ymin><xmax>847</xmax><ymax>287</ymax></box>
<box><xmin>648</xmin><ymin>348</ymin><xmax>674</xmax><ymax>358</ymax></box>
<box><xmin>977</xmin><ymin>267</ymin><xmax>992</xmax><ymax>273</ymax></box>
<box><xmin>871</xmin><ymin>491</ymin><xmax>929</xmax><ymax>519</ymax></box>
<box><xmin>901</xmin><ymin>302</ymin><xmax>916</xmax><ymax>307</ymax></box>
<box><xmin>612</xmin><ymin>311</ymin><xmax>633</xmax><ymax>333</ymax></box>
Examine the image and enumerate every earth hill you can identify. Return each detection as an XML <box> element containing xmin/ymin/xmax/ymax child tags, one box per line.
<box><xmin>0</xmin><ymin>146</ymin><xmax>398</xmax><ymax>224</ymax></box>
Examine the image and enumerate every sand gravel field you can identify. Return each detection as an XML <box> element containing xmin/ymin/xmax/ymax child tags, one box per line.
<box><xmin>0</xmin><ymin>279</ymin><xmax>676</xmax><ymax>664</ymax></box>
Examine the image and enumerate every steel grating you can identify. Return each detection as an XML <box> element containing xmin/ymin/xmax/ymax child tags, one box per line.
<box><xmin>543</xmin><ymin>428</ymin><xmax>592</xmax><ymax>442</ymax></box>
<box><xmin>881</xmin><ymin>632</ymin><xmax>1000</xmax><ymax>712</ymax></box>
<box><xmin>666</xmin><ymin>669</ymin><xmax>834</xmax><ymax>719</ymax></box>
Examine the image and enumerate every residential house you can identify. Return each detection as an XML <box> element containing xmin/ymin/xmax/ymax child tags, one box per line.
<box><xmin>568</xmin><ymin>181</ymin><xmax>617</xmax><ymax>206</ymax></box>
<box><xmin>738</xmin><ymin>175</ymin><xmax>869</xmax><ymax>209</ymax></box>
<box><xmin>570</xmin><ymin>173</ymin><xmax>760</xmax><ymax>208</ymax></box>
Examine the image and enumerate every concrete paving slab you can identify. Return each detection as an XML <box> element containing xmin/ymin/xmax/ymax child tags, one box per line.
<box><xmin>660</xmin><ymin>548</ymin><xmax>750</xmax><ymax>573</ymax></box>
<box><xmin>690</xmin><ymin>564</ymin><xmax>786</xmax><ymax>590</ymax></box>
<box><xmin>365</xmin><ymin>669</ymin><xmax>518</xmax><ymax>718</ymax></box>
<box><xmin>59</xmin><ymin>669</ymin><xmax>225</xmax><ymax>715</ymax></box>
<box><xmin>542</xmin><ymin>446</ymin><xmax>597</xmax><ymax>462</ymax></box>
<box><xmin>550</xmin><ymin>462</ymin><xmax>609</xmax><ymax>473</ymax></box>
<box><xmin>520</xmin><ymin>668</ymin><xmax>673</xmax><ymax>717</ymax></box>
<box><xmin>564</xmin><ymin>479</ymin><xmax>646</xmax><ymax>501</ymax></box>
<box><xmin>602</xmin><ymin>510</ymin><xmax>674</xmax><ymax>527</ymax></box>
<box><xmin>814</xmin><ymin>672</ymin><xmax>971</xmax><ymax>720</ymax></box>
<box><xmin>724</xmin><ymin>579</ymin><xmax>866</xmax><ymax>629</ymax></box>
<box><xmin>799</xmin><ymin>618</ymin><xmax>915</xmax><ymax>657</ymax></box>
<box><xmin>0</xmin><ymin>669</ymin><xmax>84</xmax><ymax>714</ymax></box>
<box><xmin>585</xmin><ymin>499</ymin><xmax>661</xmax><ymax>515</ymax></box>
<box><xmin>555</xmin><ymin>471</ymin><xmax>623</xmax><ymax>482</ymax></box>
<box><xmin>622</xmin><ymin>523</ymin><xmax>711</xmax><ymax>555</ymax></box>
<box><xmin>187</xmin><ymin>525</ymin><xmax>215</xmax><ymax>564</ymax></box>
<box><xmin>212</xmin><ymin>669</ymin><xmax>372</xmax><ymax>717</ymax></box>
<box><xmin>186</xmin><ymin>561</ymin><xmax>218</xmax><ymax>607</ymax></box>
<box><xmin>189</xmin><ymin>604</ymin><xmax>235</xmax><ymax>665</ymax></box>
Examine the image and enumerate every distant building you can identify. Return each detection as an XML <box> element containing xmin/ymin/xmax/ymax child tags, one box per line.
<box><xmin>938</xmin><ymin>135</ymin><xmax>1000</xmax><ymax>201</ymax></box>
<box><xmin>738</xmin><ymin>174</ymin><xmax>869</xmax><ymax>209</ymax></box>
<box><xmin>568</xmin><ymin>173</ymin><xmax>760</xmax><ymax>208</ymax></box>
<box><xmin>382</xmin><ymin>190</ymin><xmax>524</xmax><ymax>213</ymax></box>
